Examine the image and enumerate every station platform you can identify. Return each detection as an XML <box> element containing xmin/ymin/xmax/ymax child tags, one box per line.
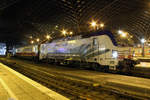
<box><xmin>0</xmin><ymin>63</ymin><xmax>69</xmax><ymax>100</ymax></box>
<box><xmin>136</xmin><ymin>62</ymin><xmax>150</xmax><ymax>68</ymax></box>
<box><xmin>1</xmin><ymin>57</ymin><xmax>150</xmax><ymax>99</ymax></box>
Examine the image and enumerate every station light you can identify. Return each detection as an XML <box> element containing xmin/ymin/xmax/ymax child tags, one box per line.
<box><xmin>141</xmin><ymin>38</ymin><xmax>146</xmax><ymax>44</ymax></box>
<box><xmin>55</xmin><ymin>25</ymin><xmax>58</xmax><ymax>28</ymax></box>
<box><xmin>121</xmin><ymin>33</ymin><xmax>127</xmax><ymax>37</ymax></box>
<box><xmin>100</xmin><ymin>23</ymin><xmax>104</xmax><ymax>28</ymax></box>
<box><xmin>118</xmin><ymin>30</ymin><xmax>128</xmax><ymax>38</ymax></box>
<box><xmin>90</xmin><ymin>20</ymin><xmax>97</xmax><ymax>27</ymax></box>
<box><xmin>130</xmin><ymin>35</ymin><xmax>133</xmax><ymax>38</ymax></box>
<box><xmin>31</xmin><ymin>40</ymin><xmax>34</xmax><ymax>44</ymax></box>
<box><xmin>46</xmin><ymin>35</ymin><xmax>51</xmax><ymax>39</ymax></box>
<box><xmin>62</xmin><ymin>29</ymin><xmax>67</xmax><ymax>36</ymax></box>
<box><xmin>70</xmin><ymin>31</ymin><xmax>73</xmax><ymax>35</ymax></box>
<box><xmin>36</xmin><ymin>38</ymin><xmax>40</xmax><ymax>42</ymax></box>
<box><xmin>118</xmin><ymin>30</ymin><xmax>123</xmax><ymax>34</ymax></box>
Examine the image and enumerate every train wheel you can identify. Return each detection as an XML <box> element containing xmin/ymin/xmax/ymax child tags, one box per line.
<box><xmin>92</xmin><ymin>63</ymin><xmax>100</xmax><ymax>71</ymax></box>
<box><xmin>120</xmin><ymin>61</ymin><xmax>131</xmax><ymax>74</ymax></box>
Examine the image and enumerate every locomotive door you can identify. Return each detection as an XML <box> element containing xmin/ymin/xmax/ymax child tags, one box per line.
<box><xmin>37</xmin><ymin>44</ymin><xmax>41</xmax><ymax>60</ymax></box>
<box><xmin>92</xmin><ymin>38</ymin><xmax>99</xmax><ymax>62</ymax></box>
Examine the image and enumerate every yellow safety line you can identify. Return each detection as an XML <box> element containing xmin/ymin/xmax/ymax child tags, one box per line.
<box><xmin>0</xmin><ymin>63</ymin><xmax>69</xmax><ymax>100</ymax></box>
<box><xmin>0</xmin><ymin>78</ymin><xmax>18</xmax><ymax>100</ymax></box>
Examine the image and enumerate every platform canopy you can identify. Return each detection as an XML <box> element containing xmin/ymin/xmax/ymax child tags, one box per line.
<box><xmin>0</xmin><ymin>0</ymin><xmax>149</xmax><ymax>45</ymax></box>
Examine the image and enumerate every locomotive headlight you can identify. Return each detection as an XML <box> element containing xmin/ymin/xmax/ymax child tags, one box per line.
<box><xmin>112</xmin><ymin>50</ymin><xmax>118</xmax><ymax>58</ymax></box>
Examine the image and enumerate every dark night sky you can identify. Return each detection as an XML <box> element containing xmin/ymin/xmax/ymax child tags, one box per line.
<box><xmin>0</xmin><ymin>0</ymin><xmax>150</xmax><ymax>45</ymax></box>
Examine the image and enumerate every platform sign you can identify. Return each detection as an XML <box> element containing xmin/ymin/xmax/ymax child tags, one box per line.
<box><xmin>0</xmin><ymin>43</ymin><xmax>6</xmax><ymax>55</ymax></box>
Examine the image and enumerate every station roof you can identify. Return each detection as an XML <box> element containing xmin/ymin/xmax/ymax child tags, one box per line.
<box><xmin>0</xmin><ymin>0</ymin><xmax>149</xmax><ymax>45</ymax></box>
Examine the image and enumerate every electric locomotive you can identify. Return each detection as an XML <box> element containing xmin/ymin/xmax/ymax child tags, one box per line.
<box><xmin>15</xmin><ymin>31</ymin><xmax>136</xmax><ymax>72</ymax></box>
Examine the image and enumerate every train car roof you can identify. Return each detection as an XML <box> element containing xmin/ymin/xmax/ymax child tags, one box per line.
<box><xmin>16</xmin><ymin>44</ymin><xmax>37</xmax><ymax>49</ymax></box>
<box><xmin>51</xmin><ymin>30</ymin><xmax>117</xmax><ymax>46</ymax></box>
<box><xmin>82</xmin><ymin>30</ymin><xmax>117</xmax><ymax>46</ymax></box>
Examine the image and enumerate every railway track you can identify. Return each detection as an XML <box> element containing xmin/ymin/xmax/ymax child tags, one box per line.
<box><xmin>5</xmin><ymin>57</ymin><xmax>150</xmax><ymax>80</ymax></box>
<box><xmin>0</xmin><ymin>59</ymin><xmax>141</xmax><ymax>100</ymax></box>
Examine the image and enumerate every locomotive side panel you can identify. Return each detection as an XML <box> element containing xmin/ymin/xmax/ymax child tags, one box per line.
<box><xmin>40</xmin><ymin>38</ymin><xmax>92</xmax><ymax>61</ymax></box>
<box><xmin>40</xmin><ymin>35</ymin><xmax>126</xmax><ymax>70</ymax></box>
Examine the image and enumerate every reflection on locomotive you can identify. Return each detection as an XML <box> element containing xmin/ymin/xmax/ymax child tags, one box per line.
<box><xmin>15</xmin><ymin>31</ymin><xmax>137</xmax><ymax>72</ymax></box>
